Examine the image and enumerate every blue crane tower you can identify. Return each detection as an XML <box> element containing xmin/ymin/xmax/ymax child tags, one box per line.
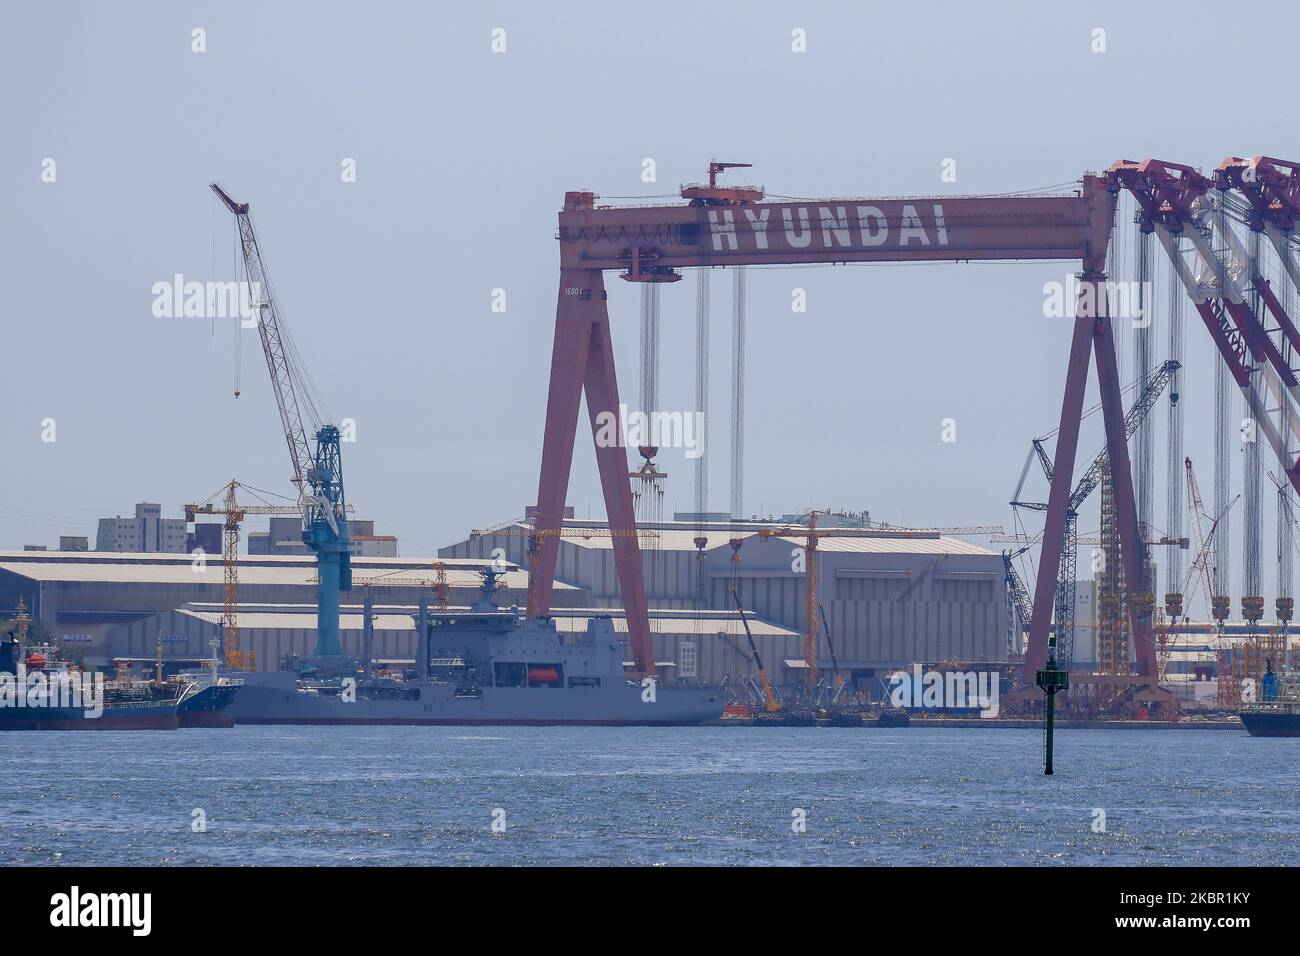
<box><xmin>211</xmin><ymin>182</ymin><xmax>351</xmax><ymax>658</ymax></box>
<box><xmin>304</xmin><ymin>425</ymin><xmax>351</xmax><ymax>655</ymax></box>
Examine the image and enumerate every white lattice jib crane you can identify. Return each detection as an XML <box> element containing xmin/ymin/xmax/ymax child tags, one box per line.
<box><xmin>210</xmin><ymin>182</ymin><xmax>352</xmax><ymax>657</ymax></box>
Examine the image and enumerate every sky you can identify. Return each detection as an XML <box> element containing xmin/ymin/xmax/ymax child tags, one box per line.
<box><xmin>4</xmin><ymin>1</ymin><xmax>1299</xmax><ymax>616</ymax></box>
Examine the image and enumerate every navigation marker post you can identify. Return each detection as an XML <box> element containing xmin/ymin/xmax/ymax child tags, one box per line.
<box><xmin>1036</xmin><ymin>635</ymin><xmax>1069</xmax><ymax>775</ymax></box>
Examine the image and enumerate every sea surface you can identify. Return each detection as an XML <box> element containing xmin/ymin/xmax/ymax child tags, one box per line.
<box><xmin>2</xmin><ymin>726</ymin><xmax>1296</xmax><ymax>866</ymax></box>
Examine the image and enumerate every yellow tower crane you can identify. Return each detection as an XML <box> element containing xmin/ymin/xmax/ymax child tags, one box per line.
<box><xmin>186</xmin><ymin>480</ymin><xmax>302</xmax><ymax>670</ymax></box>
<box><xmin>753</xmin><ymin>511</ymin><xmax>944</xmax><ymax>690</ymax></box>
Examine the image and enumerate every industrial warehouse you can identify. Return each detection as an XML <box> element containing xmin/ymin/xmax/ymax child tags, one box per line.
<box><xmin>0</xmin><ymin>510</ymin><xmax>1008</xmax><ymax>690</ymax></box>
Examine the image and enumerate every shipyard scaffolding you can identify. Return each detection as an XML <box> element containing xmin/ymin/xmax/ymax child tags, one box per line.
<box><xmin>1097</xmin><ymin>469</ymin><xmax>1129</xmax><ymax>678</ymax></box>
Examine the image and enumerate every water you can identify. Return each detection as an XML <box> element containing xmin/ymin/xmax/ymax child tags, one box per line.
<box><xmin>2</xmin><ymin>726</ymin><xmax>1295</xmax><ymax>866</ymax></box>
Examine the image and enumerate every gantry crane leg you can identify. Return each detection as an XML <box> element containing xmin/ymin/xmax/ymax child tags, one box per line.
<box><xmin>1024</xmin><ymin>270</ymin><xmax>1159</xmax><ymax>682</ymax></box>
<box><xmin>531</xmin><ymin>268</ymin><xmax>654</xmax><ymax>676</ymax></box>
<box><xmin>1025</xmin><ymin>274</ymin><xmax>1102</xmax><ymax>678</ymax></box>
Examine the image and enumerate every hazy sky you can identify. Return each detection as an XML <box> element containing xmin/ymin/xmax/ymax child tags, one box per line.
<box><xmin>5</xmin><ymin>2</ymin><xmax>1299</xmax><ymax>614</ymax></box>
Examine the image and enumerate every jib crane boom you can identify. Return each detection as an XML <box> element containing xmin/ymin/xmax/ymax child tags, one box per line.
<box><xmin>210</xmin><ymin>182</ymin><xmax>351</xmax><ymax>657</ymax></box>
<box><xmin>1185</xmin><ymin>458</ymin><xmax>1234</xmax><ymax>633</ymax></box>
<box><xmin>1015</xmin><ymin>359</ymin><xmax>1180</xmax><ymax>664</ymax></box>
<box><xmin>210</xmin><ymin>183</ymin><xmax>314</xmax><ymax>487</ymax></box>
<box><xmin>1002</xmin><ymin>547</ymin><xmax>1033</xmax><ymax>654</ymax></box>
<box><xmin>730</xmin><ymin>584</ymin><xmax>779</xmax><ymax>713</ymax></box>
<box><xmin>818</xmin><ymin>604</ymin><xmax>845</xmax><ymax>697</ymax></box>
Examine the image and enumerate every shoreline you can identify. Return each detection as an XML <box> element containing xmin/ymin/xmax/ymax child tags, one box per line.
<box><xmin>710</xmin><ymin>716</ymin><xmax>1245</xmax><ymax>730</ymax></box>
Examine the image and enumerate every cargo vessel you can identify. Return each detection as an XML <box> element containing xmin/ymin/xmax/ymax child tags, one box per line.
<box><xmin>0</xmin><ymin>635</ymin><xmax>240</xmax><ymax>731</ymax></box>
<box><xmin>226</xmin><ymin>569</ymin><xmax>723</xmax><ymax>726</ymax></box>
<box><xmin>1239</xmin><ymin>663</ymin><xmax>1300</xmax><ymax>737</ymax></box>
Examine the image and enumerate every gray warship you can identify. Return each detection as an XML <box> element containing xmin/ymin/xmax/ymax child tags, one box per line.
<box><xmin>224</xmin><ymin>569</ymin><xmax>723</xmax><ymax>726</ymax></box>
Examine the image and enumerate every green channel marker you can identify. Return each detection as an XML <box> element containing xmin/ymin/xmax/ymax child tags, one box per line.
<box><xmin>1036</xmin><ymin>635</ymin><xmax>1069</xmax><ymax>775</ymax></box>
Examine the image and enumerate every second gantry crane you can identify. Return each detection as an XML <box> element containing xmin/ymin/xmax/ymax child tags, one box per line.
<box><xmin>211</xmin><ymin>182</ymin><xmax>352</xmax><ymax>658</ymax></box>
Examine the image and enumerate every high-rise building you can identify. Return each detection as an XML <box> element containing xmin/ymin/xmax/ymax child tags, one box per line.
<box><xmin>95</xmin><ymin>503</ymin><xmax>187</xmax><ymax>553</ymax></box>
<box><xmin>247</xmin><ymin>517</ymin><xmax>397</xmax><ymax>557</ymax></box>
<box><xmin>186</xmin><ymin>523</ymin><xmax>222</xmax><ymax>558</ymax></box>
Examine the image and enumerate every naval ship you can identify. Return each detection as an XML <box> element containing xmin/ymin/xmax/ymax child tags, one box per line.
<box><xmin>225</xmin><ymin>569</ymin><xmax>723</xmax><ymax>726</ymax></box>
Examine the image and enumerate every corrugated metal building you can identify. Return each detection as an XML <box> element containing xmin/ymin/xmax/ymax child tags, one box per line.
<box><xmin>106</xmin><ymin>603</ymin><xmax>801</xmax><ymax>685</ymax></box>
<box><xmin>442</xmin><ymin>519</ymin><xmax>1007</xmax><ymax>675</ymax></box>
<box><xmin>3</xmin><ymin>512</ymin><xmax>1006</xmax><ymax>688</ymax></box>
<box><xmin>0</xmin><ymin>550</ymin><xmax>585</xmax><ymax>659</ymax></box>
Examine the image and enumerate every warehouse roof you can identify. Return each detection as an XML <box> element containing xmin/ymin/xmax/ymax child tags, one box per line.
<box><xmin>766</xmin><ymin>535</ymin><xmax>993</xmax><ymax>556</ymax></box>
<box><xmin>0</xmin><ymin>550</ymin><xmax>506</xmax><ymax>571</ymax></box>
<box><xmin>0</xmin><ymin>557</ymin><xmax>575</xmax><ymax>592</ymax></box>
<box><xmin>462</xmin><ymin>523</ymin><xmax>993</xmax><ymax>556</ymax></box>
<box><xmin>173</xmin><ymin>603</ymin><xmax>798</xmax><ymax>638</ymax></box>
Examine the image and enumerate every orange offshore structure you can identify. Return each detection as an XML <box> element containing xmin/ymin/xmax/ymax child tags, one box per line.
<box><xmin>526</xmin><ymin>159</ymin><xmax>1300</xmax><ymax>705</ymax></box>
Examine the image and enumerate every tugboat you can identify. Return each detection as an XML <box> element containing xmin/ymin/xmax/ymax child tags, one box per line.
<box><xmin>1239</xmin><ymin>660</ymin><xmax>1300</xmax><ymax>737</ymax></box>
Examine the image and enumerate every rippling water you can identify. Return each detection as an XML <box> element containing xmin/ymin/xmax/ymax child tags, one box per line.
<box><xmin>2</xmin><ymin>726</ymin><xmax>1294</xmax><ymax>866</ymax></box>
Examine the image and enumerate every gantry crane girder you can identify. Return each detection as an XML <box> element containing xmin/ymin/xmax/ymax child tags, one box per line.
<box><xmin>1215</xmin><ymin>157</ymin><xmax>1300</xmax><ymax>233</ymax></box>
<box><xmin>1109</xmin><ymin>161</ymin><xmax>1300</xmax><ymax>473</ymax></box>
<box><xmin>1215</xmin><ymin>157</ymin><xmax>1300</xmax><ymax>356</ymax></box>
<box><xmin>532</xmin><ymin>167</ymin><xmax>1121</xmax><ymax>683</ymax></box>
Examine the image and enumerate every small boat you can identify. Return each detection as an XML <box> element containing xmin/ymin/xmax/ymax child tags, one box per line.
<box><xmin>877</xmin><ymin>707</ymin><xmax>911</xmax><ymax>727</ymax></box>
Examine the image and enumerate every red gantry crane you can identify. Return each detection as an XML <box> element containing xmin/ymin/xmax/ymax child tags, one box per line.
<box><xmin>528</xmin><ymin>163</ymin><xmax>1129</xmax><ymax>692</ymax></box>
<box><xmin>1108</xmin><ymin>161</ymin><xmax>1300</xmax><ymax>495</ymax></box>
